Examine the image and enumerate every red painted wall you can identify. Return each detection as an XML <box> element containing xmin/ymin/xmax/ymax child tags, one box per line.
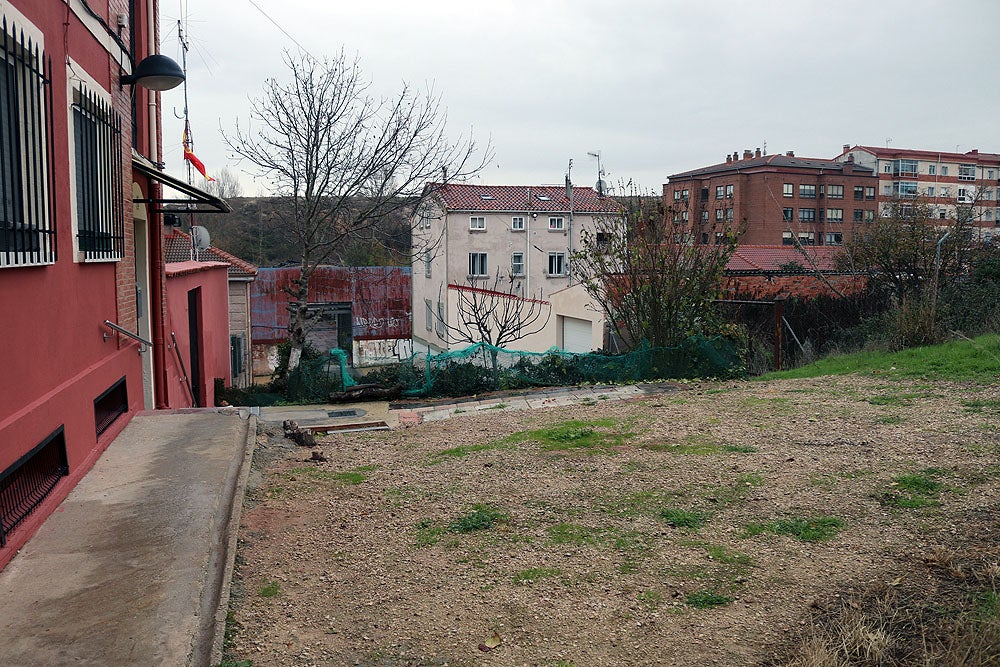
<box><xmin>164</xmin><ymin>263</ymin><xmax>231</xmax><ymax>408</ymax></box>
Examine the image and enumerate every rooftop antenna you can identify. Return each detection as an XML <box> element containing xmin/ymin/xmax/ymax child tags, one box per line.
<box><xmin>886</xmin><ymin>138</ymin><xmax>892</xmax><ymax>147</ymax></box>
<box><xmin>587</xmin><ymin>151</ymin><xmax>606</xmax><ymax>195</ymax></box>
<box><xmin>762</xmin><ymin>140</ymin><xmax>767</xmax><ymax>156</ymax></box>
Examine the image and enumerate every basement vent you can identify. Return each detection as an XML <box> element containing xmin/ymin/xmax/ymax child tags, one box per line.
<box><xmin>94</xmin><ymin>376</ymin><xmax>128</xmax><ymax>437</ymax></box>
<box><xmin>0</xmin><ymin>427</ymin><xmax>68</xmax><ymax>547</ymax></box>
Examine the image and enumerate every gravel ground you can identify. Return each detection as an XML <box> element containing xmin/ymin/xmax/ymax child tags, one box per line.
<box><xmin>227</xmin><ymin>375</ymin><xmax>1000</xmax><ymax>666</ymax></box>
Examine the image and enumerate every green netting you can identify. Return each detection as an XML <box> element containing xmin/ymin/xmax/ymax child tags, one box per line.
<box><xmin>393</xmin><ymin>335</ymin><xmax>745</xmax><ymax>398</ymax></box>
<box><xmin>285</xmin><ymin>354</ymin><xmax>342</xmax><ymax>402</ymax></box>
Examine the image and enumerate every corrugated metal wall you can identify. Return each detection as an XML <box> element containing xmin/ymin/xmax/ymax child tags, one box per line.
<box><xmin>251</xmin><ymin>266</ymin><xmax>412</xmax><ymax>344</ymax></box>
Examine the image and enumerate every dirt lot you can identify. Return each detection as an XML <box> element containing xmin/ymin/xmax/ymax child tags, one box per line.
<box><xmin>228</xmin><ymin>375</ymin><xmax>1000</xmax><ymax>666</ymax></box>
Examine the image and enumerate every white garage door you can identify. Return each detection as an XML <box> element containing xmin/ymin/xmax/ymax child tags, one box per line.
<box><xmin>562</xmin><ymin>316</ymin><xmax>592</xmax><ymax>353</ymax></box>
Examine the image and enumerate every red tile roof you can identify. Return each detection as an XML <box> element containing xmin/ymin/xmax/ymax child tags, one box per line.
<box><xmin>726</xmin><ymin>245</ymin><xmax>845</xmax><ymax>273</ymax></box>
<box><xmin>669</xmin><ymin>154</ymin><xmax>873</xmax><ymax>180</ymax></box>
<box><xmin>163</xmin><ymin>229</ymin><xmax>258</xmax><ymax>278</ymax></box>
<box><xmin>843</xmin><ymin>145</ymin><xmax>1000</xmax><ymax>164</ymax></box>
<box><xmin>426</xmin><ymin>183</ymin><xmax>623</xmax><ymax>214</ymax></box>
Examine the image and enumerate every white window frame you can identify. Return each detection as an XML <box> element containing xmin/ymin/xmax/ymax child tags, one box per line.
<box><xmin>547</xmin><ymin>252</ymin><xmax>566</xmax><ymax>276</ymax></box>
<box><xmin>548</xmin><ymin>216</ymin><xmax>565</xmax><ymax>231</ymax></box>
<box><xmin>424</xmin><ymin>299</ymin><xmax>433</xmax><ymax>331</ymax></box>
<box><xmin>468</xmin><ymin>251</ymin><xmax>488</xmax><ymax>277</ymax></box>
<box><xmin>511</xmin><ymin>216</ymin><xmax>525</xmax><ymax>231</ymax></box>
<box><xmin>423</xmin><ymin>249</ymin><xmax>431</xmax><ymax>277</ymax></box>
<box><xmin>469</xmin><ymin>216</ymin><xmax>486</xmax><ymax>231</ymax></box>
<box><xmin>511</xmin><ymin>251</ymin><xmax>524</xmax><ymax>276</ymax></box>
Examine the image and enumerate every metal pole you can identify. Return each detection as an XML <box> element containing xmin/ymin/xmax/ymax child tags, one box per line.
<box><xmin>773</xmin><ymin>296</ymin><xmax>786</xmax><ymax>371</ymax></box>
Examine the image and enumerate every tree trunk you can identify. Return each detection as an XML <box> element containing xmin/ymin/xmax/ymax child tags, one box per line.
<box><xmin>284</xmin><ymin>263</ymin><xmax>313</xmax><ymax>381</ymax></box>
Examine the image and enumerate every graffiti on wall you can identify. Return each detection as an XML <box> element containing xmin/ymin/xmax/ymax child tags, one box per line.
<box><xmin>354</xmin><ymin>338</ymin><xmax>413</xmax><ymax>367</ymax></box>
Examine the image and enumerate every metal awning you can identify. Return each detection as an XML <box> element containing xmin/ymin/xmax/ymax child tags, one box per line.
<box><xmin>131</xmin><ymin>154</ymin><xmax>232</xmax><ymax>214</ymax></box>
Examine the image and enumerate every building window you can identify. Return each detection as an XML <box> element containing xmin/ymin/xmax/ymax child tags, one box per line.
<box><xmin>715</xmin><ymin>208</ymin><xmax>723</xmax><ymax>221</ymax></box>
<box><xmin>511</xmin><ymin>251</ymin><xmax>524</xmax><ymax>276</ymax></box>
<box><xmin>926</xmin><ymin>186</ymin><xmax>935</xmax><ymax>197</ymax></box>
<box><xmin>725</xmin><ymin>208</ymin><xmax>733</xmax><ymax>222</ymax></box>
<box><xmin>700</xmin><ymin>187</ymin><xmax>709</xmax><ymax>202</ymax></box>
<box><xmin>941</xmin><ymin>166</ymin><xmax>949</xmax><ymax>176</ymax></box>
<box><xmin>782</xmin><ymin>183</ymin><xmax>793</xmax><ymax>197</ymax></box>
<box><xmin>783</xmin><ymin>207</ymin><xmax>793</xmax><ymax>222</ymax></box>
<box><xmin>798</xmin><ymin>208</ymin><xmax>816</xmax><ymax>222</ymax></box>
<box><xmin>73</xmin><ymin>86</ymin><xmax>124</xmax><ymax>261</ymax></box>
<box><xmin>865</xmin><ymin>210</ymin><xmax>875</xmax><ymax>222</ymax></box>
<box><xmin>940</xmin><ymin>186</ymin><xmax>951</xmax><ymax>197</ymax></box>
<box><xmin>1</xmin><ymin>22</ymin><xmax>55</xmax><ymax>268</ymax></box>
<box><xmin>989</xmin><ymin>169</ymin><xmax>995</xmax><ymax>179</ymax></box>
<box><xmin>986</xmin><ymin>209</ymin><xmax>993</xmax><ymax>221</ymax></box>
<box><xmin>511</xmin><ymin>216</ymin><xmax>525</xmax><ymax>231</ymax></box>
<box><xmin>825</xmin><ymin>232</ymin><xmax>843</xmax><ymax>245</ymax></box>
<box><xmin>715</xmin><ymin>185</ymin><xmax>724</xmax><ymax>199</ymax></box>
<box><xmin>893</xmin><ymin>182</ymin><xmax>918</xmax><ymax>198</ymax></box>
<box><xmin>701</xmin><ymin>232</ymin><xmax>709</xmax><ymax>244</ymax></box>
<box><xmin>799</xmin><ymin>184</ymin><xmax>816</xmax><ymax>199</ymax></box>
<box><xmin>681</xmin><ymin>189</ymin><xmax>689</xmax><ymax>200</ymax></box>
<box><xmin>725</xmin><ymin>184</ymin><xmax>733</xmax><ymax>198</ymax></box>
<box><xmin>929</xmin><ymin>164</ymin><xmax>936</xmax><ymax>176</ymax></box>
<box><xmin>424</xmin><ymin>250</ymin><xmax>431</xmax><ymax>277</ymax></box>
<box><xmin>826</xmin><ymin>208</ymin><xmax>844</xmax><ymax>223</ymax></box>
<box><xmin>673</xmin><ymin>190</ymin><xmax>680</xmax><ymax>201</ymax></box>
<box><xmin>854</xmin><ymin>186</ymin><xmax>864</xmax><ymax>200</ymax></box>
<box><xmin>884</xmin><ymin>164</ymin><xmax>891</xmax><ymax>173</ymax></box>
<box><xmin>468</xmin><ymin>252</ymin><xmax>488</xmax><ymax>276</ymax></box>
<box><xmin>854</xmin><ymin>209</ymin><xmax>864</xmax><ymax>222</ymax></box>
<box><xmin>424</xmin><ymin>300</ymin><xmax>432</xmax><ymax>331</ymax></box>
<box><xmin>469</xmin><ymin>216</ymin><xmax>485</xmax><ymax>230</ymax></box>
<box><xmin>958</xmin><ymin>164</ymin><xmax>976</xmax><ymax>181</ymax></box>
<box><xmin>547</xmin><ymin>252</ymin><xmax>566</xmax><ymax>276</ymax></box>
<box><xmin>781</xmin><ymin>231</ymin><xmax>793</xmax><ymax>245</ymax></box>
<box><xmin>548</xmin><ymin>216</ymin><xmax>564</xmax><ymax>231</ymax></box>
<box><xmin>827</xmin><ymin>185</ymin><xmax>844</xmax><ymax>199</ymax></box>
<box><xmin>893</xmin><ymin>159</ymin><xmax>918</xmax><ymax>177</ymax></box>
<box><xmin>865</xmin><ymin>186</ymin><xmax>875</xmax><ymax>200</ymax></box>
<box><xmin>436</xmin><ymin>302</ymin><xmax>445</xmax><ymax>336</ymax></box>
<box><xmin>681</xmin><ymin>210</ymin><xmax>689</xmax><ymax>222</ymax></box>
<box><xmin>700</xmin><ymin>210</ymin><xmax>709</xmax><ymax>222</ymax></box>
<box><xmin>883</xmin><ymin>185</ymin><xmax>892</xmax><ymax>196</ymax></box>
<box><xmin>798</xmin><ymin>232</ymin><xmax>815</xmax><ymax>245</ymax></box>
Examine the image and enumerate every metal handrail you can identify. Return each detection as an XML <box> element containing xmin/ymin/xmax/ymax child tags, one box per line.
<box><xmin>104</xmin><ymin>320</ymin><xmax>153</xmax><ymax>348</ymax></box>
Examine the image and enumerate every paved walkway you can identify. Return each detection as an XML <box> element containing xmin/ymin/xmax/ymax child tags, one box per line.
<box><xmin>0</xmin><ymin>410</ymin><xmax>255</xmax><ymax>667</ymax></box>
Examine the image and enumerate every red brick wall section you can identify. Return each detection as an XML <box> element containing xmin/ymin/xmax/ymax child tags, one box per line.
<box><xmin>723</xmin><ymin>274</ymin><xmax>867</xmax><ymax>300</ymax></box>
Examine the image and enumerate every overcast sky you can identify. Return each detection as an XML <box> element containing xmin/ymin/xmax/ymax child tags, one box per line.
<box><xmin>159</xmin><ymin>0</ymin><xmax>1000</xmax><ymax>197</ymax></box>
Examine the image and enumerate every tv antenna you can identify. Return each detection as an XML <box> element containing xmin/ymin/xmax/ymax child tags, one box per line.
<box><xmin>588</xmin><ymin>151</ymin><xmax>606</xmax><ymax>195</ymax></box>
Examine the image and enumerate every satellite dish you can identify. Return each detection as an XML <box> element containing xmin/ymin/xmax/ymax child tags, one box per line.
<box><xmin>596</xmin><ymin>179</ymin><xmax>607</xmax><ymax>196</ymax></box>
<box><xmin>191</xmin><ymin>225</ymin><xmax>211</xmax><ymax>250</ymax></box>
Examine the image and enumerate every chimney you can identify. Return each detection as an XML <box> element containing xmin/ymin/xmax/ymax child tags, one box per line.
<box><xmin>969</xmin><ymin>149</ymin><xmax>979</xmax><ymax>155</ymax></box>
<box><xmin>786</xmin><ymin>151</ymin><xmax>795</xmax><ymax>157</ymax></box>
<box><xmin>842</xmin><ymin>144</ymin><xmax>850</xmax><ymax>153</ymax></box>
<box><xmin>755</xmin><ymin>148</ymin><xmax>761</xmax><ymax>158</ymax></box>
<box><xmin>743</xmin><ymin>149</ymin><xmax>752</xmax><ymax>160</ymax></box>
<box><xmin>732</xmin><ymin>151</ymin><xmax>739</xmax><ymax>162</ymax></box>
<box><xmin>726</xmin><ymin>154</ymin><xmax>732</xmax><ymax>164</ymax></box>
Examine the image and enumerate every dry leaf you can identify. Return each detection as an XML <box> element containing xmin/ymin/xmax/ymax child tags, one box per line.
<box><xmin>478</xmin><ymin>629</ymin><xmax>502</xmax><ymax>652</ymax></box>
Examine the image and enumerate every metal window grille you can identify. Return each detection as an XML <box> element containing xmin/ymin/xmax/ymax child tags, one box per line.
<box><xmin>0</xmin><ymin>18</ymin><xmax>55</xmax><ymax>268</ymax></box>
<box><xmin>73</xmin><ymin>85</ymin><xmax>123</xmax><ymax>260</ymax></box>
<box><xmin>0</xmin><ymin>426</ymin><xmax>68</xmax><ymax>547</ymax></box>
<box><xmin>230</xmin><ymin>334</ymin><xmax>245</xmax><ymax>382</ymax></box>
<box><xmin>94</xmin><ymin>376</ymin><xmax>128</xmax><ymax>436</ymax></box>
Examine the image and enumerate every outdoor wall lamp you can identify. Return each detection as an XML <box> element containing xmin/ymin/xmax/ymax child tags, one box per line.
<box><xmin>120</xmin><ymin>54</ymin><xmax>185</xmax><ymax>91</ymax></box>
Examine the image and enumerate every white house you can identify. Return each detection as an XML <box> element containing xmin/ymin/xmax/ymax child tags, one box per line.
<box><xmin>412</xmin><ymin>183</ymin><xmax>621</xmax><ymax>354</ymax></box>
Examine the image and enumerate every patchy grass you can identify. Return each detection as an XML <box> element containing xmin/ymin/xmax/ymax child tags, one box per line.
<box><xmin>501</xmin><ymin>418</ymin><xmax>633</xmax><ymax>452</ymax></box>
<box><xmin>449</xmin><ymin>504</ymin><xmax>508</xmax><ymax>533</ymax></box>
<box><xmin>642</xmin><ymin>433</ymin><xmax>757</xmax><ymax>455</ymax></box>
<box><xmin>745</xmin><ymin>516</ymin><xmax>845</xmax><ymax>542</ymax></box>
<box><xmin>686</xmin><ymin>590</ymin><xmax>732</xmax><ymax>609</ymax></box>
<box><xmin>545</xmin><ymin>522</ymin><xmax>651</xmax><ymax>553</ymax></box>
<box><xmin>878</xmin><ymin>470</ymin><xmax>947</xmax><ymax>509</ymax></box>
<box><xmin>962</xmin><ymin>398</ymin><xmax>1000</xmax><ymax>414</ymax></box>
<box><xmin>286</xmin><ymin>466</ymin><xmax>369</xmax><ymax>485</ymax></box>
<box><xmin>659</xmin><ymin>507</ymin><xmax>707</xmax><ymax>529</ymax></box>
<box><xmin>258</xmin><ymin>581</ymin><xmax>280</xmax><ymax>598</ymax></box>
<box><xmin>427</xmin><ymin>441</ymin><xmax>512</xmax><ymax>464</ymax></box>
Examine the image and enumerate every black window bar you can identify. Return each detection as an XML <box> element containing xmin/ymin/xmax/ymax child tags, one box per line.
<box><xmin>0</xmin><ymin>17</ymin><xmax>56</xmax><ymax>267</ymax></box>
<box><xmin>73</xmin><ymin>84</ymin><xmax>123</xmax><ymax>261</ymax></box>
<box><xmin>0</xmin><ymin>426</ymin><xmax>68</xmax><ymax>548</ymax></box>
<box><xmin>94</xmin><ymin>376</ymin><xmax>128</xmax><ymax>437</ymax></box>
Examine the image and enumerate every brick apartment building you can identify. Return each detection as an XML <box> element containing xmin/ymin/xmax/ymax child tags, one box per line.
<box><xmin>835</xmin><ymin>145</ymin><xmax>1000</xmax><ymax>241</ymax></box>
<box><xmin>665</xmin><ymin>149</ymin><xmax>880</xmax><ymax>247</ymax></box>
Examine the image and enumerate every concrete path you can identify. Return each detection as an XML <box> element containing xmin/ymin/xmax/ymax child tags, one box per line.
<box><xmin>0</xmin><ymin>410</ymin><xmax>255</xmax><ymax>667</ymax></box>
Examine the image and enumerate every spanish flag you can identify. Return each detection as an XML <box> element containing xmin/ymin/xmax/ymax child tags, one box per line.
<box><xmin>182</xmin><ymin>128</ymin><xmax>214</xmax><ymax>181</ymax></box>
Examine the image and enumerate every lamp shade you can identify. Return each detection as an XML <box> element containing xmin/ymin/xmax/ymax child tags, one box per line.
<box><xmin>122</xmin><ymin>54</ymin><xmax>185</xmax><ymax>91</ymax></box>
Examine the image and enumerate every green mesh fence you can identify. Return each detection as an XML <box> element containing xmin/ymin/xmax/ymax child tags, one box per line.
<box><xmin>285</xmin><ymin>354</ymin><xmax>342</xmax><ymax>402</ymax></box>
<box><xmin>392</xmin><ymin>335</ymin><xmax>745</xmax><ymax>398</ymax></box>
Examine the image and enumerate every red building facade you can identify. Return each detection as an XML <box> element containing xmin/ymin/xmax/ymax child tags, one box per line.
<box><xmin>0</xmin><ymin>0</ymin><xmax>228</xmax><ymax>568</ymax></box>
<box><xmin>665</xmin><ymin>149</ymin><xmax>880</xmax><ymax>247</ymax></box>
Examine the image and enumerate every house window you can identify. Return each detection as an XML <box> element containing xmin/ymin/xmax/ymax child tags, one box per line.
<box><xmin>989</xmin><ymin>170</ymin><xmax>995</xmax><ymax>179</ymax></box>
<box><xmin>854</xmin><ymin>209</ymin><xmax>864</xmax><ymax>222</ymax></box>
<box><xmin>893</xmin><ymin>159</ymin><xmax>918</xmax><ymax>177</ymax></box>
<box><xmin>700</xmin><ymin>210</ymin><xmax>709</xmax><ymax>222</ymax></box>
<box><xmin>715</xmin><ymin>208</ymin><xmax>723</xmax><ymax>221</ymax></box>
<box><xmin>941</xmin><ymin>166</ymin><xmax>949</xmax><ymax>176</ymax></box>
<box><xmin>436</xmin><ymin>302</ymin><xmax>445</xmax><ymax>336</ymax></box>
<box><xmin>424</xmin><ymin>250</ymin><xmax>431</xmax><ymax>277</ymax></box>
<box><xmin>714</xmin><ymin>232</ymin><xmax>723</xmax><ymax>244</ymax></box>
<box><xmin>511</xmin><ymin>216</ymin><xmax>525</xmax><ymax>231</ymax></box>
<box><xmin>468</xmin><ymin>252</ymin><xmax>488</xmax><ymax>276</ymax></box>
<box><xmin>716</xmin><ymin>185</ymin><xmax>724</xmax><ymax>199</ymax></box>
<box><xmin>883</xmin><ymin>185</ymin><xmax>892</xmax><ymax>196</ymax></box>
<box><xmin>798</xmin><ymin>208</ymin><xmax>816</xmax><ymax>222</ymax></box>
<box><xmin>469</xmin><ymin>216</ymin><xmax>485</xmax><ymax>231</ymax></box>
<box><xmin>884</xmin><ymin>164</ymin><xmax>891</xmax><ymax>173</ymax></box>
<box><xmin>547</xmin><ymin>252</ymin><xmax>566</xmax><ymax>276</ymax></box>
<box><xmin>825</xmin><ymin>232</ymin><xmax>843</xmax><ymax>245</ymax></box>
<box><xmin>548</xmin><ymin>216</ymin><xmax>564</xmax><ymax>231</ymax></box>
<box><xmin>799</xmin><ymin>184</ymin><xmax>816</xmax><ymax>199</ymax></box>
<box><xmin>865</xmin><ymin>210</ymin><xmax>875</xmax><ymax>222</ymax></box>
<box><xmin>782</xmin><ymin>183</ymin><xmax>793</xmax><ymax>197</ymax></box>
<box><xmin>725</xmin><ymin>184</ymin><xmax>733</xmax><ymax>198</ymax></box>
<box><xmin>701</xmin><ymin>232</ymin><xmax>709</xmax><ymax>244</ymax></box>
<box><xmin>681</xmin><ymin>189</ymin><xmax>689</xmax><ymax>200</ymax></box>
<box><xmin>1</xmin><ymin>21</ymin><xmax>55</xmax><ymax>268</ymax></box>
<box><xmin>893</xmin><ymin>182</ymin><xmax>918</xmax><ymax>198</ymax></box>
<box><xmin>673</xmin><ymin>190</ymin><xmax>680</xmax><ymax>200</ymax></box>
<box><xmin>73</xmin><ymin>86</ymin><xmax>124</xmax><ymax>261</ymax></box>
<box><xmin>700</xmin><ymin>188</ymin><xmax>709</xmax><ymax>202</ymax></box>
<box><xmin>826</xmin><ymin>208</ymin><xmax>844</xmax><ymax>223</ymax></box>
<box><xmin>681</xmin><ymin>211</ymin><xmax>689</xmax><ymax>222</ymax></box>
<box><xmin>854</xmin><ymin>186</ymin><xmax>864</xmax><ymax>200</ymax></box>
<box><xmin>424</xmin><ymin>300</ymin><xmax>432</xmax><ymax>331</ymax></box>
<box><xmin>511</xmin><ymin>252</ymin><xmax>524</xmax><ymax>276</ymax></box>
<box><xmin>798</xmin><ymin>232</ymin><xmax>816</xmax><ymax>246</ymax></box>
<box><xmin>929</xmin><ymin>165</ymin><xmax>936</xmax><ymax>176</ymax></box>
<box><xmin>827</xmin><ymin>185</ymin><xmax>844</xmax><ymax>199</ymax></box>
<box><xmin>958</xmin><ymin>187</ymin><xmax>972</xmax><ymax>202</ymax></box>
<box><xmin>781</xmin><ymin>231</ymin><xmax>794</xmax><ymax>245</ymax></box>
<box><xmin>958</xmin><ymin>164</ymin><xmax>976</xmax><ymax>181</ymax></box>
<box><xmin>927</xmin><ymin>186</ymin><xmax>935</xmax><ymax>197</ymax></box>
<box><xmin>725</xmin><ymin>208</ymin><xmax>733</xmax><ymax>222</ymax></box>
<box><xmin>865</xmin><ymin>187</ymin><xmax>875</xmax><ymax>200</ymax></box>
<box><xmin>783</xmin><ymin>207</ymin><xmax>793</xmax><ymax>222</ymax></box>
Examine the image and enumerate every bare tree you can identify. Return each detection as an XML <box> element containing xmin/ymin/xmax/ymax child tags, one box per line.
<box><xmin>572</xmin><ymin>184</ymin><xmax>738</xmax><ymax>350</ymax></box>
<box><xmin>435</xmin><ymin>271</ymin><xmax>552</xmax><ymax>372</ymax></box>
<box><xmin>224</xmin><ymin>51</ymin><xmax>486</xmax><ymax>377</ymax></box>
<box><xmin>205</xmin><ymin>167</ymin><xmax>243</xmax><ymax>200</ymax></box>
